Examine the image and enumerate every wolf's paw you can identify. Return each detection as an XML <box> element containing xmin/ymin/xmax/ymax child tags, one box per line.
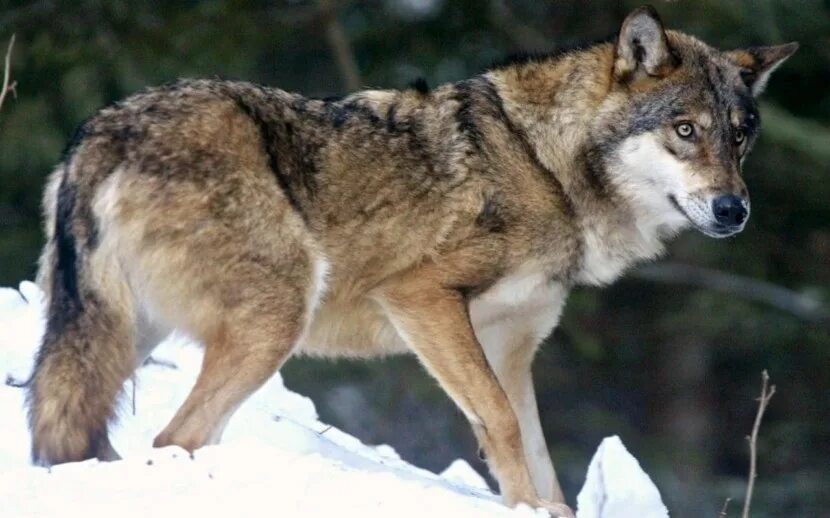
<box><xmin>95</xmin><ymin>435</ymin><xmax>122</xmax><ymax>462</ymax></box>
<box><xmin>538</xmin><ymin>500</ymin><xmax>575</xmax><ymax>518</ymax></box>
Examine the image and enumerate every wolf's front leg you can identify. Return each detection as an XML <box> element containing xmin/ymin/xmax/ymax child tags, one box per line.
<box><xmin>471</xmin><ymin>281</ymin><xmax>569</xmax><ymax>504</ymax></box>
<box><xmin>482</xmin><ymin>334</ymin><xmax>564</xmax><ymax>503</ymax></box>
<box><xmin>376</xmin><ymin>281</ymin><xmax>573</xmax><ymax>517</ymax></box>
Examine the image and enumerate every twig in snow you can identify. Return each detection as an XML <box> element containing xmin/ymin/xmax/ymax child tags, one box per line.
<box><xmin>143</xmin><ymin>356</ymin><xmax>178</xmax><ymax>369</ymax></box>
<box><xmin>5</xmin><ymin>373</ymin><xmax>28</xmax><ymax>388</ymax></box>
<box><xmin>0</xmin><ymin>34</ymin><xmax>17</xmax><ymax>112</ymax></box>
<box><xmin>742</xmin><ymin>371</ymin><xmax>776</xmax><ymax>518</ymax></box>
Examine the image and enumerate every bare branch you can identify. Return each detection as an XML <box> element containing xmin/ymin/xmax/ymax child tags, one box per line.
<box><xmin>761</xmin><ymin>103</ymin><xmax>830</xmax><ymax>164</ymax></box>
<box><xmin>317</xmin><ymin>0</ymin><xmax>362</xmax><ymax>92</ymax></box>
<box><xmin>267</xmin><ymin>4</ymin><xmax>321</xmax><ymax>27</ymax></box>
<box><xmin>632</xmin><ymin>262</ymin><xmax>828</xmax><ymax>322</ymax></box>
<box><xmin>0</xmin><ymin>33</ymin><xmax>17</xmax><ymax>113</ymax></box>
<box><xmin>487</xmin><ymin>0</ymin><xmax>551</xmax><ymax>51</ymax></box>
<box><xmin>742</xmin><ymin>370</ymin><xmax>776</xmax><ymax>518</ymax></box>
<box><xmin>719</xmin><ymin>498</ymin><xmax>731</xmax><ymax>517</ymax></box>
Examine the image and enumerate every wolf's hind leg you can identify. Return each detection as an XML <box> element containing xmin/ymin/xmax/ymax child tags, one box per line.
<box><xmin>152</xmin><ymin>253</ymin><xmax>319</xmax><ymax>453</ymax></box>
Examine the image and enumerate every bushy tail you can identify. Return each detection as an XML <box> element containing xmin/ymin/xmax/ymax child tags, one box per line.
<box><xmin>27</xmin><ymin>167</ymin><xmax>134</xmax><ymax>466</ymax></box>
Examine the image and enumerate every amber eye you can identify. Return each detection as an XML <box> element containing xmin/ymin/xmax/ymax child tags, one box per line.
<box><xmin>735</xmin><ymin>129</ymin><xmax>745</xmax><ymax>145</ymax></box>
<box><xmin>675</xmin><ymin>122</ymin><xmax>694</xmax><ymax>139</ymax></box>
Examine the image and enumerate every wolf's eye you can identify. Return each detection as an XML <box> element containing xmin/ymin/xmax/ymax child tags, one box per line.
<box><xmin>735</xmin><ymin>129</ymin><xmax>745</xmax><ymax>145</ymax></box>
<box><xmin>675</xmin><ymin>122</ymin><xmax>694</xmax><ymax>139</ymax></box>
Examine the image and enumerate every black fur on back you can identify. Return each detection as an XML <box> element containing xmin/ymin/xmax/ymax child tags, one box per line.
<box><xmin>408</xmin><ymin>77</ymin><xmax>430</xmax><ymax>95</ymax></box>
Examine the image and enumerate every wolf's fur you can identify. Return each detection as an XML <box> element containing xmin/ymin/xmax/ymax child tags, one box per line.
<box><xmin>27</xmin><ymin>6</ymin><xmax>795</xmax><ymax>515</ymax></box>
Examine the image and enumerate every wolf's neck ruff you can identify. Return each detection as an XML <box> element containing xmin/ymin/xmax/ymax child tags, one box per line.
<box><xmin>485</xmin><ymin>44</ymin><xmax>653</xmax><ymax>285</ymax></box>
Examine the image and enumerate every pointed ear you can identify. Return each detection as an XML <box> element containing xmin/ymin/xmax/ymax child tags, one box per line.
<box><xmin>613</xmin><ymin>5</ymin><xmax>677</xmax><ymax>82</ymax></box>
<box><xmin>723</xmin><ymin>43</ymin><xmax>798</xmax><ymax>96</ymax></box>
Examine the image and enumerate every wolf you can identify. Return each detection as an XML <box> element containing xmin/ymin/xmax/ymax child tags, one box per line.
<box><xmin>26</xmin><ymin>5</ymin><xmax>795</xmax><ymax>515</ymax></box>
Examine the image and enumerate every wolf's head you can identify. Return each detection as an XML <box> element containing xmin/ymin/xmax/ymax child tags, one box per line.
<box><xmin>597</xmin><ymin>6</ymin><xmax>796</xmax><ymax>238</ymax></box>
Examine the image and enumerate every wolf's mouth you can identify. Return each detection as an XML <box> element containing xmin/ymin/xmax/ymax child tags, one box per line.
<box><xmin>668</xmin><ymin>195</ymin><xmax>739</xmax><ymax>238</ymax></box>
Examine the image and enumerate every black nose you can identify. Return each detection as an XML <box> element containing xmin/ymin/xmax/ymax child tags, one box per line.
<box><xmin>712</xmin><ymin>194</ymin><xmax>748</xmax><ymax>226</ymax></box>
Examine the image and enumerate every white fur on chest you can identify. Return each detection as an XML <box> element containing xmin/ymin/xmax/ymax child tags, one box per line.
<box><xmin>469</xmin><ymin>267</ymin><xmax>568</xmax><ymax>349</ymax></box>
<box><xmin>577</xmin><ymin>219</ymin><xmax>671</xmax><ymax>286</ymax></box>
<box><xmin>577</xmin><ymin>227</ymin><xmax>631</xmax><ymax>286</ymax></box>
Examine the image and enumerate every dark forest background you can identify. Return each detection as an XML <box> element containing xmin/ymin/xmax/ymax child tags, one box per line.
<box><xmin>0</xmin><ymin>1</ymin><xmax>828</xmax><ymax>516</ymax></box>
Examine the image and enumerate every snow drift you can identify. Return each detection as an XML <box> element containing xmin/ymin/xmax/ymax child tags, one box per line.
<box><xmin>0</xmin><ymin>281</ymin><xmax>668</xmax><ymax>517</ymax></box>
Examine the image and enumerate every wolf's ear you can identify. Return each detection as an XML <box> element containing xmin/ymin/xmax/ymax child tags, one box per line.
<box><xmin>723</xmin><ymin>43</ymin><xmax>798</xmax><ymax>96</ymax></box>
<box><xmin>613</xmin><ymin>5</ymin><xmax>677</xmax><ymax>82</ymax></box>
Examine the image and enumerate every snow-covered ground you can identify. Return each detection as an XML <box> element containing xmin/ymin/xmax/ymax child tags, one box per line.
<box><xmin>0</xmin><ymin>281</ymin><xmax>669</xmax><ymax>517</ymax></box>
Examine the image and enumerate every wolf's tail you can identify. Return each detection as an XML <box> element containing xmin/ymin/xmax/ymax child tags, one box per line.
<box><xmin>27</xmin><ymin>140</ymin><xmax>135</xmax><ymax>466</ymax></box>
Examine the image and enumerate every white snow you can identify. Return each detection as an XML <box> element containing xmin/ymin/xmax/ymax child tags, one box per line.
<box><xmin>0</xmin><ymin>281</ymin><xmax>669</xmax><ymax>517</ymax></box>
<box><xmin>576</xmin><ymin>436</ymin><xmax>669</xmax><ymax>518</ymax></box>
